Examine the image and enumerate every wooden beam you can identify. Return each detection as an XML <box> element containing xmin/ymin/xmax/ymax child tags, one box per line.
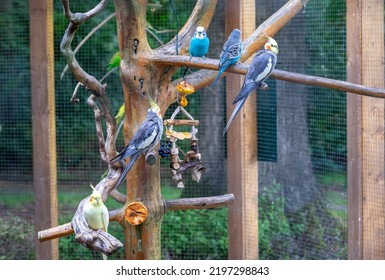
<box><xmin>226</xmin><ymin>0</ymin><xmax>258</xmax><ymax>260</ymax></box>
<box><xmin>360</xmin><ymin>0</ymin><xmax>385</xmax><ymax>260</ymax></box>
<box><xmin>30</xmin><ymin>0</ymin><xmax>58</xmax><ymax>259</ymax></box>
<box><xmin>347</xmin><ymin>0</ymin><xmax>363</xmax><ymax>260</ymax></box>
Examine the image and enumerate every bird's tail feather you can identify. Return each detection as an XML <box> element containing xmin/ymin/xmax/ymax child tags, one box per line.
<box><xmin>212</xmin><ymin>69</ymin><xmax>223</xmax><ymax>87</ymax></box>
<box><xmin>114</xmin><ymin>154</ymin><xmax>139</xmax><ymax>189</ymax></box>
<box><xmin>233</xmin><ymin>82</ymin><xmax>256</xmax><ymax>104</ymax></box>
<box><xmin>102</xmin><ymin>253</ymin><xmax>107</xmax><ymax>260</ymax></box>
<box><xmin>110</xmin><ymin>147</ymin><xmax>137</xmax><ymax>164</ymax></box>
<box><xmin>222</xmin><ymin>98</ymin><xmax>247</xmax><ymax>136</ymax></box>
<box><xmin>110</xmin><ymin>153</ymin><xmax>122</xmax><ymax>164</ymax></box>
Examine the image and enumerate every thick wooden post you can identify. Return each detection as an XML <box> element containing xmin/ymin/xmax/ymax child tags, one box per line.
<box><xmin>361</xmin><ymin>0</ymin><xmax>385</xmax><ymax>260</ymax></box>
<box><xmin>347</xmin><ymin>0</ymin><xmax>362</xmax><ymax>260</ymax></box>
<box><xmin>347</xmin><ymin>0</ymin><xmax>385</xmax><ymax>260</ymax></box>
<box><xmin>226</xmin><ymin>0</ymin><xmax>258</xmax><ymax>259</ymax></box>
<box><xmin>30</xmin><ymin>0</ymin><xmax>58</xmax><ymax>259</ymax></box>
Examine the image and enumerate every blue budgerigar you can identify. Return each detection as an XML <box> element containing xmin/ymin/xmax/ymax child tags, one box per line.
<box><xmin>212</xmin><ymin>29</ymin><xmax>243</xmax><ymax>87</ymax></box>
<box><xmin>110</xmin><ymin>100</ymin><xmax>163</xmax><ymax>188</ymax></box>
<box><xmin>189</xmin><ymin>26</ymin><xmax>210</xmax><ymax>59</ymax></box>
<box><xmin>223</xmin><ymin>36</ymin><xmax>279</xmax><ymax>136</ymax></box>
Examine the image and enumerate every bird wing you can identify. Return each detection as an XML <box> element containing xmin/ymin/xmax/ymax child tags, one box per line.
<box><xmin>219</xmin><ymin>41</ymin><xmax>242</xmax><ymax>67</ymax></box>
<box><xmin>110</xmin><ymin>114</ymin><xmax>161</xmax><ymax>163</ymax></box>
<box><xmin>101</xmin><ymin>205</ymin><xmax>109</xmax><ymax>233</ymax></box>
<box><xmin>213</xmin><ymin>41</ymin><xmax>242</xmax><ymax>87</ymax></box>
<box><xmin>233</xmin><ymin>51</ymin><xmax>275</xmax><ymax>104</ymax></box>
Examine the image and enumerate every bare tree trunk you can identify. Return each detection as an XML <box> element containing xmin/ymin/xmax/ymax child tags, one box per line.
<box><xmin>114</xmin><ymin>0</ymin><xmax>170</xmax><ymax>259</ymax></box>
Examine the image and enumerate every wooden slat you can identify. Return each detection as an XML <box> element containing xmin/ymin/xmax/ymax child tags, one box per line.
<box><xmin>347</xmin><ymin>0</ymin><xmax>363</xmax><ymax>260</ymax></box>
<box><xmin>361</xmin><ymin>0</ymin><xmax>385</xmax><ymax>260</ymax></box>
<box><xmin>30</xmin><ymin>0</ymin><xmax>58</xmax><ymax>260</ymax></box>
<box><xmin>226</xmin><ymin>0</ymin><xmax>258</xmax><ymax>260</ymax></box>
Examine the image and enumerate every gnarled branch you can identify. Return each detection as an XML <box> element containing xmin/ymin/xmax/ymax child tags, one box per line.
<box><xmin>60</xmin><ymin>0</ymin><xmax>117</xmax><ymax>159</ymax></box>
<box><xmin>58</xmin><ymin>0</ymin><xmax>123</xmax><ymax>256</ymax></box>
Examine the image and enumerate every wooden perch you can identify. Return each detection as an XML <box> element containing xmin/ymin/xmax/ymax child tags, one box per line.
<box><xmin>164</xmin><ymin>119</ymin><xmax>200</xmax><ymax>126</ymax></box>
<box><xmin>153</xmin><ymin>54</ymin><xmax>385</xmax><ymax>99</ymax></box>
<box><xmin>38</xmin><ymin>194</ymin><xmax>235</xmax><ymax>242</ymax></box>
<box><xmin>166</xmin><ymin>194</ymin><xmax>235</xmax><ymax>211</ymax></box>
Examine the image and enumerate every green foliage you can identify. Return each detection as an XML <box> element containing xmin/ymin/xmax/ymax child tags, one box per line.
<box><xmin>259</xmin><ymin>183</ymin><xmax>347</xmax><ymax>259</ymax></box>
<box><xmin>161</xmin><ymin>209</ymin><xmax>228</xmax><ymax>259</ymax></box>
<box><xmin>0</xmin><ymin>216</ymin><xmax>35</xmax><ymax>260</ymax></box>
<box><xmin>258</xmin><ymin>183</ymin><xmax>292</xmax><ymax>259</ymax></box>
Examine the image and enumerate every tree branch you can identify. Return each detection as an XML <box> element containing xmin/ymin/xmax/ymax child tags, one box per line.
<box><xmin>59</xmin><ymin>0</ymin><xmax>124</xmax><ymax>256</ymax></box>
<box><xmin>161</xmin><ymin>0</ymin><xmax>307</xmax><ymax>93</ymax></box>
<box><xmin>60</xmin><ymin>0</ymin><xmax>117</xmax><ymax>161</ymax></box>
<box><xmin>156</xmin><ymin>0</ymin><xmax>217</xmax><ymax>55</ymax></box>
<box><xmin>60</xmin><ymin>12</ymin><xmax>116</xmax><ymax>80</ymax></box>
<box><xmin>87</xmin><ymin>94</ymin><xmax>107</xmax><ymax>163</ymax></box>
<box><xmin>166</xmin><ymin>194</ymin><xmax>235</xmax><ymax>211</ymax></box>
<box><xmin>62</xmin><ymin>0</ymin><xmax>110</xmax><ymax>23</ymax></box>
<box><xmin>37</xmin><ymin>194</ymin><xmax>235</xmax><ymax>242</ymax></box>
<box><xmin>151</xmin><ymin>54</ymin><xmax>385</xmax><ymax>99</ymax></box>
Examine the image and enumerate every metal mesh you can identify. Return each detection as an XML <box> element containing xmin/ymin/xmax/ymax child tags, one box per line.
<box><xmin>256</xmin><ymin>0</ymin><xmax>347</xmax><ymax>259</ymax></box>
<box><xmin>1</xmin><ymin>0</ymin><xmax>385</xmax><ymax>260</ymax></box>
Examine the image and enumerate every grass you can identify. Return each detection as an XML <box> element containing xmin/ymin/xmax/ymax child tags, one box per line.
<box><xmin>317</xmin><ymin>172</ymin><xmax>347</xmax><ymax>188</ymax></box>
<box><xmin>317</xmin><ymin>172</ymin><xmax>348</xmax><ymax>224</ymax></box>
<box><xmin>0</xmin><ymin>191</ymin><xmax>34</xmax><ymax>209</ymax></box>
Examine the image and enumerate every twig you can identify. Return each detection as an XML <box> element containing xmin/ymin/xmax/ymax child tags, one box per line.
<box><xmin>100</xmin><ymin>67</ymin><xmax>118</xmax><ymax>83</ymax></box>
<box><xmin>70</xmin><ymin>82</ymin><xmax>83</xmax><ymax>104</ymax></box>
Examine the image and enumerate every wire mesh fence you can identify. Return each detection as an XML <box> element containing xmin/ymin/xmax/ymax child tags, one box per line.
<box><xmin>0</xmin><ymin>0</ymin><xmax>384</xmax><ymax>260</ymax></box>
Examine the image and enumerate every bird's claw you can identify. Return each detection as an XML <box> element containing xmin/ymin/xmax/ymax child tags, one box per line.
<box><xmin>259</xmin><ymin>82</ymin><xmax>269</xmax><ymax>91</ymax></box>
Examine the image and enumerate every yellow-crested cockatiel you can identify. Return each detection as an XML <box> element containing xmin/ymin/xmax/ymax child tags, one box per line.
<box><xmin>83</xmin><ymin>184</ymin><xmax>109</xmax><ymax>260</ymax></box>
